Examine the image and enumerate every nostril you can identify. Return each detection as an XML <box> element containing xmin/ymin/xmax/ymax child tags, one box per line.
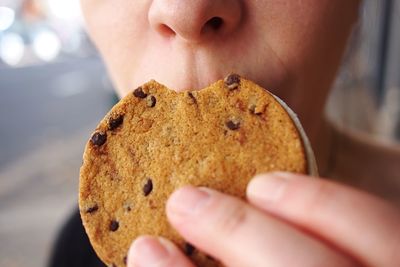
<box><xmin>158</xmin><ymin>24</ymin><xmax>176</xmax><ymax>37</ymax></box>
<box><xmin>205</xmin><ymin>17</ymin><xmax>224</xmax><ymax>31</ymax></box>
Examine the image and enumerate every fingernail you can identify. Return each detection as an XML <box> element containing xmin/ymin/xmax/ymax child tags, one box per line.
<box><xmin>247</xmin><ymin>173</ymin><xmax>291</xmax><ymax>204</ymax></box>
<box><xmin>168</xmin><ymin>186</ymin><xmax>211</xmax><ymax>216</ymax></box>
<box><xmin>130</xmin><ymin>236</ymin><xmax>170</xmax><ymax>267</ymax></box>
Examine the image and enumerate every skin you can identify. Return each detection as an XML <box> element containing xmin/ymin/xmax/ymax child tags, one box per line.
<box><xmin>79</xmin><ymin>0</ymin><xmax>400</xmax><ymax>266</ymax></box>
<box><xmin>80</xmin><ymin>0</ymin><xmax>360</xmax><ymax>142</ymax></box>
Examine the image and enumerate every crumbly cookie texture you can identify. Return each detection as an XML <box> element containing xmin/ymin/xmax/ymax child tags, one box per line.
<box><xmin>79</xmin><ymin>74</ymin><xmax>307</xmax><ymax>267</ymax></box>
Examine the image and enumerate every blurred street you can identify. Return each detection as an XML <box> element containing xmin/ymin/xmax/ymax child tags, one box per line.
<box><xmin>0</xmin><ymin>57</ymin><xmax>116</xmax><ymax>267</ymax></box>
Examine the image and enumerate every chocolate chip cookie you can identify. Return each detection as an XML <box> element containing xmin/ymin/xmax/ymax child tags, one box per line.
<box><xmin>79</xmin><ymin>74</ymin><xmax>316</xmax><ymax>267</ymax></box>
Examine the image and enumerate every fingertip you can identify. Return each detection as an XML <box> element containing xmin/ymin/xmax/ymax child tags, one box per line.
<box><xmin>130</xmin><ymin>235</ymin><xmax>196</xmax><ymax>267</ymax></box>
<box><xmin>166</xmin><ymin>186</ymin><xmax>195</xmax><ymax>210</ymax></box>
<box><xmin>246</xmin><ymin>173</ymin><xmax>290</xmax><ymax>206</ymax></box>
<box><xmin>248</xmin><ymin>172</ymin><xmax>311</xmax><ymax>194</ymax></box>
<box><xmin>247</xmin><ymin>172</ymin><xmax>313</xmax><ymax>208</ymax></box>
<box><xmin>166</xmin><ymin>186</ymin><xmax>212</xmax><ymax>221</ymax></box>
<box><xmin>128</xmin><ymin>236</ymin><xmax>170</xmax><ymax>267</ymax></box>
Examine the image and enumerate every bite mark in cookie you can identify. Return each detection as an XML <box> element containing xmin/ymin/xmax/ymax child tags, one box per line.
<box><xmin>79</xmin><ymin>74</ymin><xmax>311</xmax><ymax>267</ymax></box>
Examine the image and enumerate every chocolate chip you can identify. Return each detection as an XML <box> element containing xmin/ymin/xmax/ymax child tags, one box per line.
<box><xmin>184</xmin><ymin>242</ymin><xmax>195</xmax><ymax>256</ymax></box>
<box><xmin>143</xmin><ymin>178</ymin><xmax>153</xmax><ymax>196</ymax></box>
<box><xmin>110</xmin><ymin>264</ymin><xmax>117</xmax><ymax>267</ymax></box>
<box><xmin>109</xmin><ymin>220</ymin><xmax>119</xmax><ymax>231</ymax></box>
<box><xmin>85</xmin><ymin>204</ymin><xmax>98</xmax><ymax>214</ymax></box>
<box><xmin>123</xmin><ymin>256</ymin><xmax>127</xmax><ymax>265</ymax></box>
<box><xmin>224</xmin><ymin>73</ymin><xmax>240</xmax><ymax>90</ymax></box>
<box><xmin>108</xmin><ymin>114</ymin><xmax>124</xmax><ymax>130</ymax></box>
<box><xmin>146</xmin><ymin>95</ymin><xmax>156</xmax><ymax>107</ymax></box>
<box><xmin>188</xmin><ymin>92</ymin><xmax>197</xmax><ymax>104</ymax></box>
<box><xmin>133</xmin><ymin>87</ymin><xmax>148</xmax><ymax>98</ymax></box>
<box><xmin>226</xmin><ymin>119</ymin><xmax>240</xmax><ymax>130</ymax></box>
<box><xmin>91</xmin><ymin>131</ymin><xmax>107</xmax><ymax>146</ymax></box>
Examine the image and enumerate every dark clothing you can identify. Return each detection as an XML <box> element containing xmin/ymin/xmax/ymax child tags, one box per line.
<box><xmin>48</xmin><ymin>208</ymin><xmax>106</xmax><ymax>267</ymax></box>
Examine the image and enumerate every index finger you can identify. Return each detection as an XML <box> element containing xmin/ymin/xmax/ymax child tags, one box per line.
<box><xmin>166</xmin><ymin>186</ymin><xmax>358</xmax><ymax>267</ymax></box>
<box><xmin>247</xmin><ymin>172</ymin><xmax>400</xmax><ymax>267</ymax></box>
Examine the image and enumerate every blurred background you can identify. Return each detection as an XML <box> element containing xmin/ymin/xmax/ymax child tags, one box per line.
<box><xmin>0</xmin><ymin>0</ymin><xmax>399</xmax><ymax>267</ymax></box>
<box><xmin>328</xmin><ymin>0</ymin><xmax>400</xmax><ymax>142</ymax></box>
<box><xmin>0</xmin><ymin>1</ymin><xmax>116</xmax><ymax>267</ymax></box>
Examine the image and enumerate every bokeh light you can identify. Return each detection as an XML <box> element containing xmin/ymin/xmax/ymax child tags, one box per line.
<box><xmin>0</xmin><ymin>32</ymin><xmax>25</xmax><ymax>66</ymax></box>
<box><xmin>0</xmin><ymin>6</ymin><xmax>15</xmax><ymax>31</ymax></box>
<box><xmin>33</xmin><ymin>29</ymin><xmax>61</xmax><ymax>62</ymax></box>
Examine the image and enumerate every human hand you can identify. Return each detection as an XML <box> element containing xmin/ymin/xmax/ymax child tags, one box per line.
<box><xmin>127</xmin><ymin>172</ymin><xmax>400</xmax><ymax>267</ymax></box>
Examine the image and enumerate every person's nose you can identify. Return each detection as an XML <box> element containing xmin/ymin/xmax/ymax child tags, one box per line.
<box><xmin>148</xmin><ymin>0</ymin><xmax>243</xmax><ymax>43</ymax></box>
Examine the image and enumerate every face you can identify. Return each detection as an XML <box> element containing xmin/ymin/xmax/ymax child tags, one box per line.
<box><xmin>80</xmin><ymin>0</ymin><xmax>360</xmax><ymax>139</ymax></box>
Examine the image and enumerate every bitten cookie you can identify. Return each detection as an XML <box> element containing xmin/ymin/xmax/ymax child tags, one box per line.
<box><xmin>79</xmin><ymin>74</ymin><xmax>316</xmax><ymax>267</ymax></box>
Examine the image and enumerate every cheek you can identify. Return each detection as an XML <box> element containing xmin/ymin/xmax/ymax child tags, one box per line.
<box><xmin>80</xmin><ymin>0</ymin><xmax>150</xmax><ymax>78</ymax></box>
<box><xmin>254</xmin><ymin>0</ymin><xmax>358</xmax><ymax>74</ymax></box>
<box><xmin>79</xmin><ymin>0</ymin><xmax>358</xmax><ymax>98</ymax></box>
